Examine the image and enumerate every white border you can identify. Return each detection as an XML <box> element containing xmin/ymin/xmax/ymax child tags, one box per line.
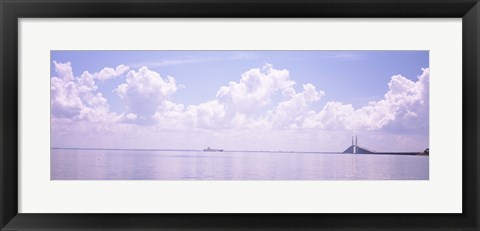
<box><xmin>19</xmin><ymin>18</ymin><xmax>462</xmax><ymax>213</ymax></box>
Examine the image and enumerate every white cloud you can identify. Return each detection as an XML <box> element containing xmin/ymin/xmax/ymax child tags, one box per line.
<box><xmin>216</xmin><ymin>63</ymin><xmax>295</xmax><ymax>114</ymax></box>
<box><xmin>303</xmin><ymin>101</ymin><xmax>355</xmax><ymax>130</ymax></box>
<box><xmin>126</xmin><ymin>113</ymin><xmax>137</xmax><ymax>120</ymax></box>
<box><xmin>51</xmin><ymin>61</ymin><xmax>93</xmax><ymax>118</ymax></box>
<box><xmin>269</xmin><ymin>83</ymin><xmax>325</xmax><ymax>129</ymax></box>
<box><xmin>77</xmin><ymin>71</ymin><xmax>97</xmax><ymax>92</ymax></box>
<box><xmin>115</xmin><ymin>66</ymin><xmax>179</xmax><ymax>119</ymax></box>
<box><xmin>152</xmin><ymin>101</ymin><xmax>195</xmax><ymax>129</ymax></box>
<box><xmin>52</xmin><ymin>61</ymin><xmax>74</xmax><ymax>80</ymax></box>
<box><xmin>302</xmin><ymin>68</ymin><xmax>430</xmax><ymax>133</ymax></box>
<box><xmin>50</xmin><ymin>76</ymin><xmax>84</xmax><ymax>118</ymax></box>
<box><xmin>151</xmin><ymin>64</ymin><xmax>299</xmax><ymax>129</ymax></box>
<box><xmin>381</xmin><ymin>67</ymin><xmax>429</xmax><ymax>133</ymax></box>
<box><xmin>53</xmin><ymin>62</ymin><xmax>428</xmax><ymax>134</ymax></box>
<box><xmin>51</xmin><ymin>61</ymin><xmax>118</xmax><ymax>122</ymax></box>
<box><xmin>51</xmin><ymin>62</ymin><xmax>429</xmax><ymax>151</ymax></box>
<box><xmin>149</xmin><ymin>66</ymin><xmax>429</xmax><ymax>145</ymax></box>
<box><xmin>94</xmin><ymin>65</ymin><xmax>130</xmax><ymax>81</ymax></box>
<box><xmin>188</xmin><ymin>100</ymin><xmax>227</xmax><ymax>129</ymax></box>
<box><xmin>152</xmin><ymin>99</ymin><xmax>230</xmax><ymax>130</ymax></box>
<box><xmin>112</xmin><ymin>113</ymin><xmax>139</xmax><ymax>124</ymax></box>
<box><xmin>152</xmin><ymin>64</ymin><xmax>297</xmax><ymax>129</ymax></box>
<box><xmin>77</xmin><ymin>93</ymin><xmax>114</xmax><ymax>122</ymax></box>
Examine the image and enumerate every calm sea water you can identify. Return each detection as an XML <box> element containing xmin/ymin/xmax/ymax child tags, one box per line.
<box><xmin>51</xmin><ymin>149</ymin><xmax>429</xmax><ymax>180</ymax></box>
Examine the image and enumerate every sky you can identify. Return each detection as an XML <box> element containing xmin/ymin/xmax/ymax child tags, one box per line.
<box><xmin>50</xmin><ymin>50</ymin><xmax>429</xmax><ymax>152</ymax></box>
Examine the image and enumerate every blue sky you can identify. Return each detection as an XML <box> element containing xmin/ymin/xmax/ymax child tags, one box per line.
<box><xmin>50</xmin><ymin>51</ymin><xmax>429</xmax><ymax>152</ymax></box>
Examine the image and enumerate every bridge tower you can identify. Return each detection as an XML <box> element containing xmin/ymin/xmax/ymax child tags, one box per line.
<box><xmin>355</xmin><ymin>134</ymin><xmax>358</xmax><ymax>154</ymax></box>
<box><xmin>352</xmin><ymin>135</ymin><xmax>357</xmax><ymax>154</ymax></box>
<box><xmin>343</xmin><ymin>134</ymin><xmax>375</xmax><ymax>154</ymax></box>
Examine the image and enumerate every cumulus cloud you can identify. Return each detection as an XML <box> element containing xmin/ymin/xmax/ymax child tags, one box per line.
<box><xmin>303</xmin><ymin>102</ymin><xmax>354</xmax><ymax>130</ymax></box>
<box><xmin>269</xmin><ymin>83</ymin><xmax>325</xmax><ymax>129</ymax></box>
<box><xmin>51</xmin><ymin>61</ymin><xmax>429</xmax><ymax>151</ymax></box>
<box><xmin>152</xmin><ymin>99</ymin><xmax>229</xmax><ymax>130</ymax></box>
<box><xmin>50</xmin><ymin>61</ymin><xmax>120</xmax><ymax>122</ymax></box>
<box><xmin>150</xmin><ymin>64</ymin><xmax>328</xmax><ymax>130</ymax></box>
<box><xmin>189</xmin><ymin>100</ymin><xmax>227</xmax><ymax>129</ymax></box>
<box><xmin>216</xmin><ymin>64</ymin><xmax>295</xmax><ymax>114</ymax></box>
<box><xmin>94</xmin><ymin>65</ymin><xmax>130</xmax><ymax>81</ymax></box>
<box><xmin>381</xmin><ymin>67</ymin><xmax>429</xmax><ymax>133</ymax></box>
<box><xmin>115</xmin><ymin>66</ymin><xmax>179</xmax><ymax>120</ymax></box>
<box><xmin>152</xmin><ymin>101</ymin><xmax>195</xmax><ymax>129</ymax></box>
<box><xmin>51</xmin><ymin>61</ymin><xmax>95</xmax><ymax>118</ymax></box>
<box><xmin>301</xmin><ymin>68</ymin><xmax>430</xmax><ymax>133</ymax></box>
<box><xmin>149</xmin><ymin>64</ymin><xmax>428</xmax><ymax>133</ymax></box>
<box><xmin>52</xmin><ymin>61</ymin><xmax>429</xmax><ymax>136</ymax></box>
<box><xmin>113</xmin><ymin>113</ymin><xmax>139</xmax><ymax>123</ymax></box>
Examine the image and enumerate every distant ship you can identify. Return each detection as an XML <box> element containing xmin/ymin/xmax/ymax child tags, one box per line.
<box><xmin>203</xmin><ymin>147</ymin><xmax>223</xmax><ymax>152</ymax></box>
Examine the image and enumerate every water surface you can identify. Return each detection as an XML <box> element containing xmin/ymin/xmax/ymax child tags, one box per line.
<box><xmin>51</xmin><ymin>149</ymin><xmax>429</xmax><ymax>180</ymax></box>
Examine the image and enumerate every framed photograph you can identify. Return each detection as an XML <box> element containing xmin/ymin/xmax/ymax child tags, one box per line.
<box><xmin>1</xmin><ymin>0</ymin><xmax>479</xmax><ymax>230</ymax></box>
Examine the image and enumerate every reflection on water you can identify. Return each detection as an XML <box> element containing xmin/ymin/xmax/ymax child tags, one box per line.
<box><xmin>51</xmin><ymin>149</ymin><xmax>429</xmax><ymax>180</ymax></box>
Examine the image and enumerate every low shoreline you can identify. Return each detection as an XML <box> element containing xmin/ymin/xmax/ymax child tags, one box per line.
<box><xmin>51</xmin><ymin>147</ymin><xmax>428</xmax><ymax>156</ymax></box>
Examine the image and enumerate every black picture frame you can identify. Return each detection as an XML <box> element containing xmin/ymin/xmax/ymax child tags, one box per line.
<box><xmin>1</xmin><ymin>0</ymin><xmax>479</xmax><ymax>230</ymax></box>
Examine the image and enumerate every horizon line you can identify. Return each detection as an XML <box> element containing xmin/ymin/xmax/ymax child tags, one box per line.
<box><xmin>51</xmin><ymin>147</ymin><xmax>425</xmax><ymax>154</ymax></box>
<box><xmin>51</xmin><ymin>147</ymin><xmax>341</xmax><ymax>154</ymax></box>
